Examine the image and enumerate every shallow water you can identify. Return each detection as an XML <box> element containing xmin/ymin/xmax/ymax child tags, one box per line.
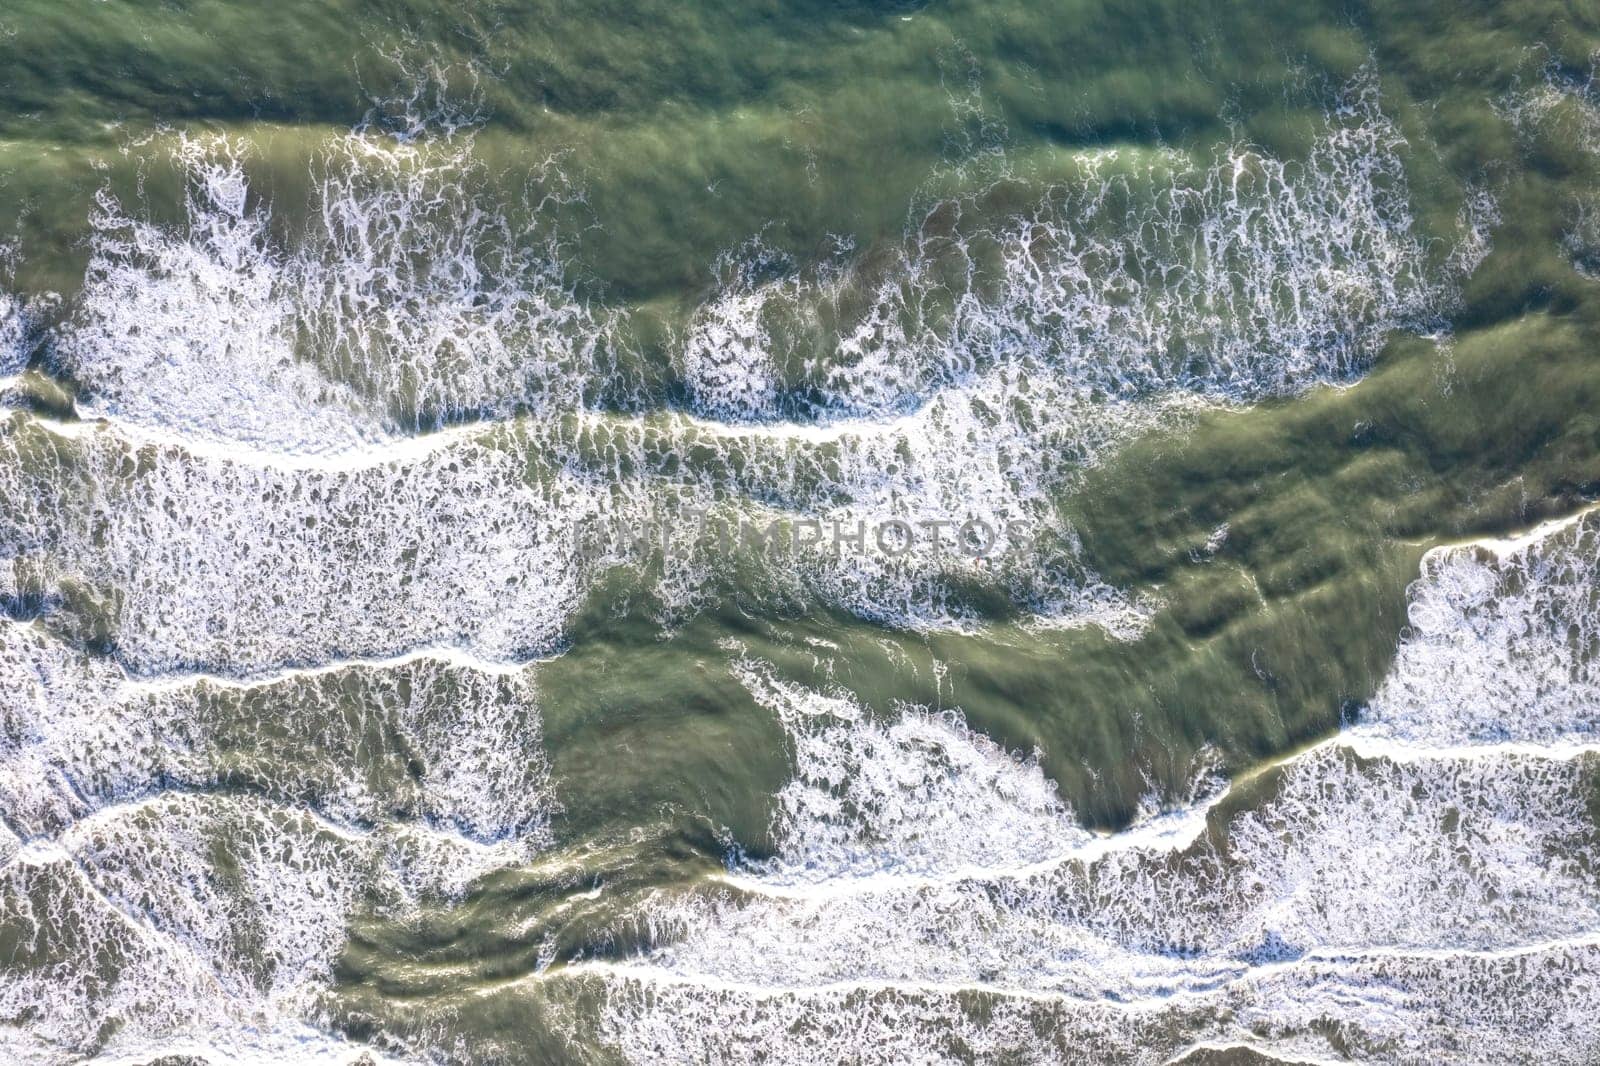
<box><xmin>1</xmin><ymin>2</ymin><xmax>1599</xmax><ymax>1062</ymax></box>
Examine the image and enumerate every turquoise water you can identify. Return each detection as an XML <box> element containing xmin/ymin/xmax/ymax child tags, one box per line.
<box><xmin>1</xmin><ymin>2</ymin><xmax>1599</xmax><ymax>1062</ymax></box>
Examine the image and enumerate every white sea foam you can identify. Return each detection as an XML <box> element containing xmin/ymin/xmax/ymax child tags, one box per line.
<box><xmin>0</xmin><ymin>418</ymin><xmax>617</xmax><ymax>675</ymax></box>
<box><xmin>655</xmin><ymin>363</ymin><xmax>1161</xmax><ymax>633</ymax></box>
<box><xmin>0</xmin><ymin>617</ymin><xmax>555</xmax><ymax>1062</ymax></box>
<box><xmin>43</xmin><ymin>69</ymin><xmax>1494</xmax><ymax>646</ymax></box>
<box><xmin>0</xmin><ymin>793</ymin><xmax>411</xmax><ymax>1065</ymax></box>
<box><xmin>63</xmin><ymin>131</ymin><xmax>607</xmax><ymax>456</ymax></box>
<box><xmin>688</xmin><ymin>71</ymin><xmax>1470</xmax><ymax>424</ymax></box>
<box><xmin>585</xmin><ymin>511</ymin><xmax>1600</xmax><ymax>1063</ymax></box>
<box><xmin>628</xmin><ymin>680</ymin><xmax>1598</xmax><ymax>995</ymax></box>
<box><xmin>1360</xmin><ymin>508</ymin><xmax>1600</xmax><ymax>748</ymax></box>
<box><xmin>1504</xmin><ymin>51</ymin><xmax>1600</xmax><ymax>274</ymax></box>
<box><xmin>64</xmin><ymin>136</ymin><xmax>390</xmax><ymax>455</ymax></box>
<box><xmin>0</xmin><ymin>286</ymin><xmax>27</xmax><ymax>379</ymax></box>
<box><xmin>586</xmin><ymin>940</ymin><xmax>1600</xmax><ymax>1066</ymax></box>
<box><xmin>676</xmin><ymin>238</ymin><xmax>812</xmax><ymax>422</ymax></box>
<box><xmin>0</xmin><ymin>62</ymin><xmax>1551</xmax><ymax>1065</ymax></box>
<box><xmin>644</xmin><ymin>70</ymin><xmax>1491</xmax><ymax>633</ymax></box>
<box><xmin>729</xmin><ymin>657</ymin><xmax>1090</xmax><ymax>882</ymax></box>
<box><xmin>0</xmin><ymin>620</ymin><xmax>554</xmax><ymax>843</ymax></box>
<box><xmin>589</xmin><ymin>742</ymin><xmax>1600</xmax><ymax>1062</ymax></box>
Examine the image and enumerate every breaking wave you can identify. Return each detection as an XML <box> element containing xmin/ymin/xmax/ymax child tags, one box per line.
<box><xmin>0</xmin><ymin>290</ymin><xmax>27</xmax><ymax>380</ymax></box>
<box><xmin>0</xmin><ymin>418</ymin><xmax>613</xmax><ymax>675</ymax></box>
<box><xmin>0</xmin><ymin>63</ymin><xmax>1551</xmax><ymax>1066</ymax></box>
<box><xmin>22</xmin><ymin>71</ymin><xmax>1494</xmax><ymax>642</ymax></box>
<box><xmin>1504</xmin><ymin>50</ymin><xmax>1600</xmax><ymax>275</ymax></box>
<box><xmin>62</xmin><ymin>131</ymin><xmax>608</xmax><ymax>457</ymax></box>
<box><xmin>0</xmin><ymin>616</ymin><xmax>554</xmax><ymax>1063</ymax></box>
<box><xmin>578</xmin><ymin>512</ymin><xmax>1600</xmax><ymax>1064</ymax></box>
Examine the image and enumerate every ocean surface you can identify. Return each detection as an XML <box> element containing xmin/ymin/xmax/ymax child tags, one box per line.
<box><xmin>1</xmin><ymin>2</ymin><xmax>1598</xmax><ymax>1063</ymax></box>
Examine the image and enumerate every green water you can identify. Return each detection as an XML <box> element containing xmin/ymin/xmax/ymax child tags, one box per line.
<box><xmin>1</xmin><ymin>1</ymin><xmax>1599</xmax><ymax>1063</ymax></box>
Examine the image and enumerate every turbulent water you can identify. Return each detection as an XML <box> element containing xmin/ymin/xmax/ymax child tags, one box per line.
<box><xmin>1</xmin><ymin>2</ymin><xmax>1598</xmax><ymax>1063</ymax></box>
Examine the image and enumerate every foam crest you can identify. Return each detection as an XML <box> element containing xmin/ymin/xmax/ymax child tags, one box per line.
<box><xmin>731</xmin><ymin>658</ymin><xmax>1089</xmax><ymax>881</ymax></box>
<box><xmin>0</xmin><ymin>621</ymin><xmax>555</xmax><ymax>844</ymax></box>
<box><xmin>0</xmin><ymin>419</ymin><xmax>615</xmax><ymax>675</ymax></box>
<box><xmin>0</xmin><ymin>616</ymin><xmax>557</xmax><ymax>1061</ymax></box>
<box><xmin>1224</xmin><ymin>746</ymin><xmax>1600</xmax><ymax>954</ymax></box>
<box><xmin>588</xmin><ymin>600</ymin><xmax>1600</xmax><ymax>1063</ymax></box>
<box><xmin>1360</xmin><ymin>509</ymin><xmax>1600</xmax><ymax>748</ymax></box>
<box><xmin>643</xmin><ymin>71</ymin><xmax>1487</xmax><ymax>633</ymax></box>
<box><xmin>0</xmin><ymin>793</ymin><xmax>442</xmax><ymax>1065</ymax></box>
<box><xmin>63</xmin><ymin>130</ymin><xmax>608</xmax><ymax>454</ymax></box>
